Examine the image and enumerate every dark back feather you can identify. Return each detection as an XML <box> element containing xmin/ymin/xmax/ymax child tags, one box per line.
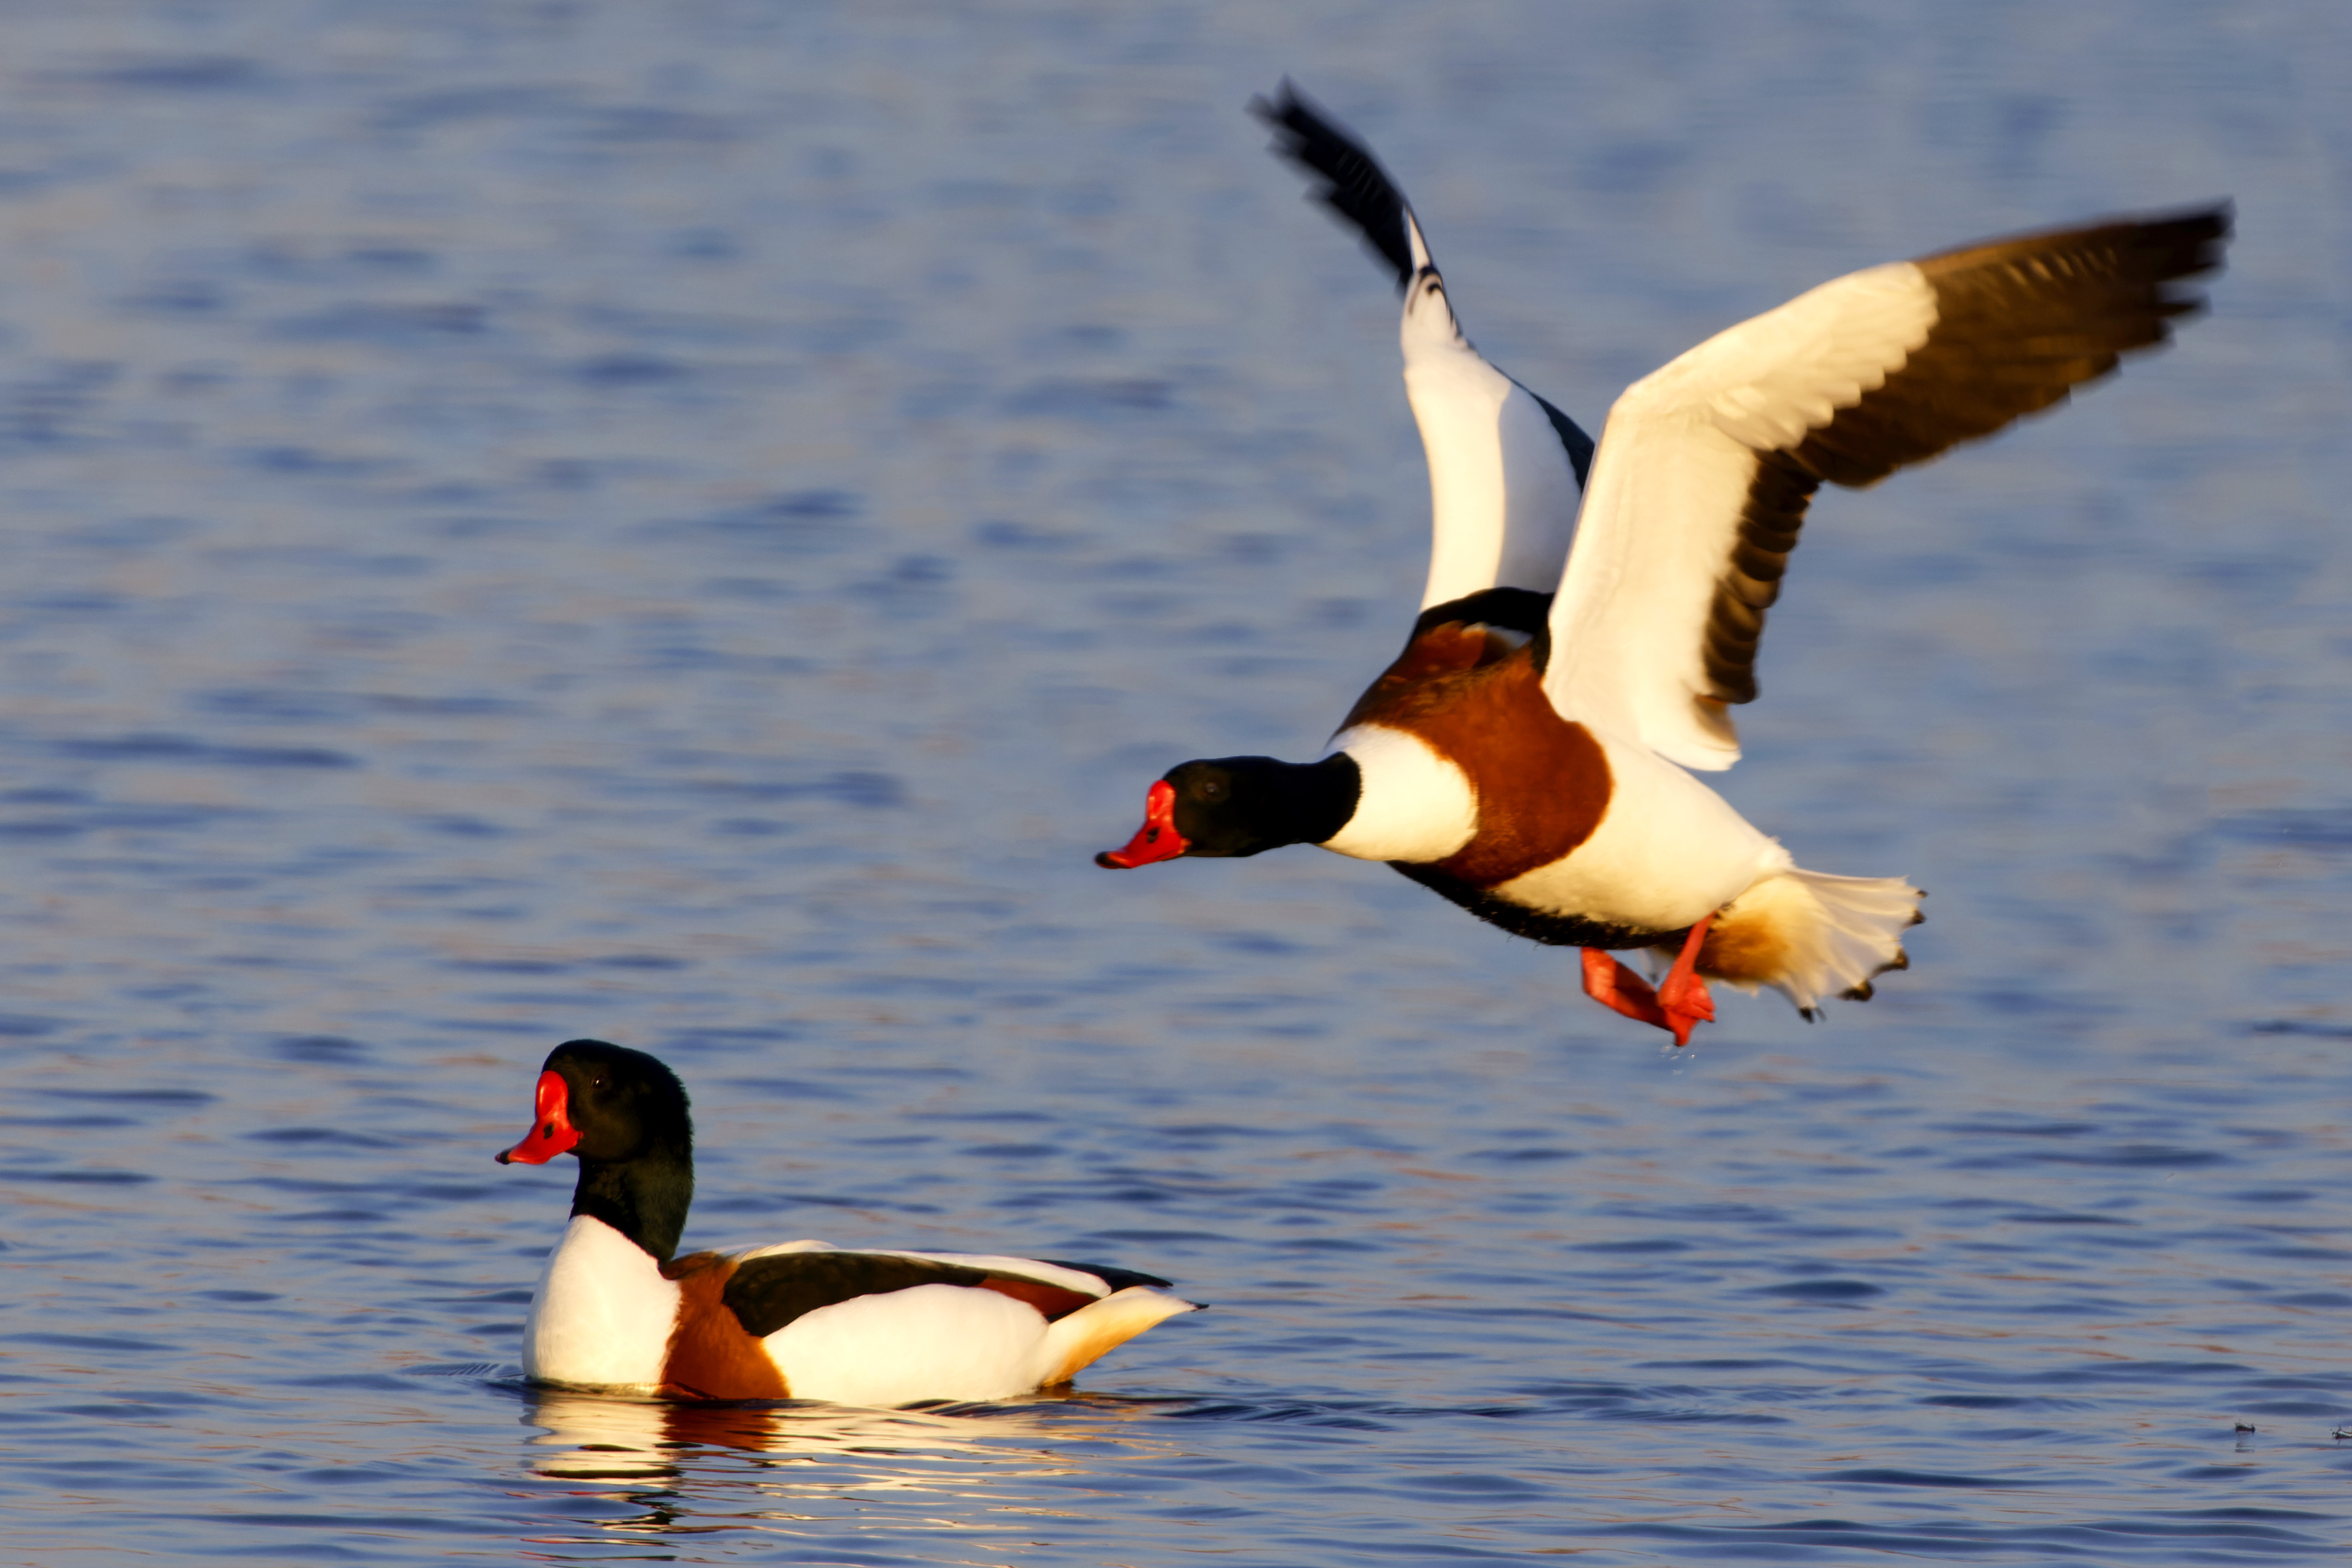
<box><xmin>720</xmin><ymin>1251</ymin><xmax>1115</xmax><ymax>1338</ymax></box>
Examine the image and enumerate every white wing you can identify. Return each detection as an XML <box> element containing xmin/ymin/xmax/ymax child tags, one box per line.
<box><xmin>1255</xmin><ymin>82</ymin><xmax>1592</xmax><ymax>631</ymax></box>
<box><xmin>1400</xmin><ymin>214</ymin><xmax>1591</xmax><ymax>613</ymax></box>
<box><xmin>1543</xmin><ymin>206</ymin><xmax>2230</xmax><ymax>770</ymax></box>
<box><xmin>1546</xmin><ymin>263</ymin><xmax>1935</xmax><ymax>764</ymax></box>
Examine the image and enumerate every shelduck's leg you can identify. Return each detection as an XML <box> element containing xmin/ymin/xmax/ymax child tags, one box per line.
<box><xmin>1580</xmin><ymin>914</ymin><xmax>1718</xmax><ymax>1047</ymax></box>
<box><xmin>1652</xmin><ymin>914</ymin><xmax>1717</xmax><ymax>1048</ymax></box>
<box><xmin>1581</xmin><ymin>948</ymin><xmax>1668</xmax><ymax>1031</ymax></box>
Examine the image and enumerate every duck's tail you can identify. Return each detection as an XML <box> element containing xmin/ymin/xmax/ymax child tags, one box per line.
<box><xmin>1688</xmin><ymin>869</ymin><xmax>1924</xmax><ymax>1017</ymax></box>
<box><xmin>1038</xmin><ymin>1288</ymin><xmax>1200</xmax><ymax>1386</ymax></box>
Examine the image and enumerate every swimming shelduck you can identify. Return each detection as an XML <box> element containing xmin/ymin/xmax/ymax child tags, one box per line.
<box><xmin>495</xmin><ymin>1040</ymin><xmax>1199</xmax><ymax>1405</ymax></box>
<box><xmin>1099</xmin><ymin>81</ymin><xmax>2229</xmax><ymax>1045</ymax></box>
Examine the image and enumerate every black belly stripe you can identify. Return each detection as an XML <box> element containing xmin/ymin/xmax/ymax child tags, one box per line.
<box><xmin>1389</xmin><ymin>861</ymin><xmax>1689</xmax><ymax>951</ymax></box>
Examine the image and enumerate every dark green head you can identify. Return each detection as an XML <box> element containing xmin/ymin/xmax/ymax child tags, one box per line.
<box><xmin>1097</xmin><ymin>754</ymin><xmax>1360</xmax><ymax>866</ymax></box>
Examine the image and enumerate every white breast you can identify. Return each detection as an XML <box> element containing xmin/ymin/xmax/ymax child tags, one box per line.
<box><xmin>521</xmin><ymin>1215</ymin><xmax>682</xmax><ymax>1390</ymax></box>
<box><xmin>1319</xmin><ymin>724</ymin><xmax>1477</xmax><ymax>863</ymax></box>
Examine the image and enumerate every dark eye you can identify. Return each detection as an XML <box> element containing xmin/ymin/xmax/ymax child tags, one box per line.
<box><xmin>1201</xmin><ymin>780</ymin><xmax>1225</xmax><ymax>800</ymax></box>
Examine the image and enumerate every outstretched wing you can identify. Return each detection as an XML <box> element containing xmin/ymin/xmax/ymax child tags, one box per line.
<box><xmin>1253</xmin><ymin>81</ymin><xmax>1593</xmax><ymax>637</ymax></box>
<box><xmin>1543</xmin><ymin>205</ymin><xmax>2230</xmax><ymax>769</ymax></box>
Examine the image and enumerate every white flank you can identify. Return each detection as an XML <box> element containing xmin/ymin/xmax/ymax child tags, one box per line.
<box><xmin>1493</xmin><ymin>732</ymin><xmax>1785</xmax><ymax>932</ymax></box>
<box><xmin>1319</xmin><ymin>723</ymin><xmax>1477</xmax><ymax>863</ymax></box>
<box><xmin>522</xmin><ymin>1215</ymin><xmax>682</xmax><ymax>1390</ymax></box>
<box><xmin>1543</xmin><ymin>261</ymin><xmax>1939</xmax><ymax>770</ymax></box>
<box><xmin>768</xmin><ymin>1282</ymin><xmax>1056</xmax><ymax>1408</ymax></box>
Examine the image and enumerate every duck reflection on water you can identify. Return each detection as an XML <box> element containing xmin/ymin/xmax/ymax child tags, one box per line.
<box><xmin>520</xmin><ymin>1384</ymin><xmax>1189</xmax><ymax>1547</ymax></box>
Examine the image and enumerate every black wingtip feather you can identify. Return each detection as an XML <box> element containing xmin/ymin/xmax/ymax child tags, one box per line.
<box><xmin>1040</xmin><ymin>1259</ymin><xmax>1175</xmax><ymax>1293</ymax></box>
<box><xmin>1251</xmin><ymin>79</ymin><xmax>1416</xmax><ymax>293</ymax></box>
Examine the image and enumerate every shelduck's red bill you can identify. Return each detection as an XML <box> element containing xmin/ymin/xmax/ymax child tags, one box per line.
<box><xmin>1096</xmin><ymin>779</ymin><xmax>1187</xmax><ymax>869</ymax></box>
<box><xmin>496</xmin><ymin>1069</ymin><xmax>581</xmax><ymax>1164</ymax></box>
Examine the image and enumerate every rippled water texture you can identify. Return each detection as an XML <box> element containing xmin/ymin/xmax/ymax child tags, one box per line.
<box><xmin>4</xmin><ymin>2</ymin><xmax>2352</xmax><ymax>1563</ymax></box>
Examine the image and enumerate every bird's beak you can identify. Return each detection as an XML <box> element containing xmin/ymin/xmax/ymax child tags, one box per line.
<box><xmin>496</xmin><ymin>1070</ymin><xmax>581</xmax><ymax>1165</ymax></box>
<box><xmin>1096</xmin><ymin>779</ymin><xmax>1187</xmax><ymax>868</ymax></box>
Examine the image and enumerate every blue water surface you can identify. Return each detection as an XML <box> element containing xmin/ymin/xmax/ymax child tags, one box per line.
<box><xmin>3</xmin><ymin>2</ymin><xmax>2352</xmax><ymax>1563</ymax></box>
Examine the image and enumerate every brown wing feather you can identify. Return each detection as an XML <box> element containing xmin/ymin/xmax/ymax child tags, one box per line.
<box><xmin>1702</xmin><ymin>452</ymin><xmax>1815</xmax><ymax>708</ymax></box>
<box><xmin>1794</xmin><ymin>206</ymin><xmax>2227</xmax><ymax>488</ymax></box>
